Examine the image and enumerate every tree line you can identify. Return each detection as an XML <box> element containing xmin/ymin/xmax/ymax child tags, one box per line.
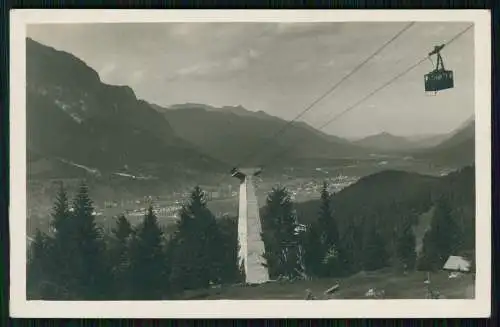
<box><xmin>28</xmin><ymin>176</ymin><xmax>472</xmax><ymax>300</ymax></box>
<box><xmin>261</xmin><ymin>182</ymin><xmax>419</xmax><ymax>280</ymax></box>
<box><xmin>28</xmin><ymin>183</ymin><xmax>241</xmax><ymax>300</ymax></box>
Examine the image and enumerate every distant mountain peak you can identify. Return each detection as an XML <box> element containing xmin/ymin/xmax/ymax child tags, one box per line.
<box><xmin>164</xmin><ymin>102</ymin><xmax>279</xmax><ymax>121</ymax></box>
<box><xmin>353</xmin><ymin>131</ymin><xmax>418</xmax><ymax>152</ymax></box>
<box><xmin>415</xmin><ymin>115</ymin><xmax>475</xmax><ymax>167</ymax></box>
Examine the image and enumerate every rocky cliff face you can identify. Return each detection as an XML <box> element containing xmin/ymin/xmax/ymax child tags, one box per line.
<box><xmin>26</xmin><ymin>38</ymin><xmax>223</xmax><ymax>178</ymax></box>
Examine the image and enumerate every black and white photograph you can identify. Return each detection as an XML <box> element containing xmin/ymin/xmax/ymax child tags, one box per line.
<box><xmin>9</xmin><ymin>10</ymin><xmax>491</xmax><ymax>318</ymax></box>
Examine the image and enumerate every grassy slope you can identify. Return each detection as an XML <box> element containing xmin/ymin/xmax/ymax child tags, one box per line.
<box><xmin>175</xmin><ymin>269</ymin><xmax>474</xmax><ymax>300</ymax></box>
<box><xmin>177</xmin><ymin>168</ymin><xmax>475</xmax><ymax>300</ymax></box>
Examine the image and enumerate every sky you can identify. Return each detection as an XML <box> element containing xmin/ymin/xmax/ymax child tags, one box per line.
<box><xmin>27</xmin><ymin>22</ymin><xmax>474</xmax><ymax>139</ymax></box>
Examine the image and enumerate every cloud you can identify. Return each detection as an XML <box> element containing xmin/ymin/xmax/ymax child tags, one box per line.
<box><xmin>172</xmin><ymin>48</ymin><xmax>262</xmax><ymax>79</ymax></box>
<box><xmin>275</xmin><ymin>22</ymin><xmax>343</xmax><ymax>34</ymax></box>
<box><xmin>228</xmin><ymin>56</ymin><xmax>248</xmax><ymax>70</ymax></box>
<box><xmin>293</xmin><ymin>60</ymin><xmax>311</xmax><ymax>72</ymax></box>
<box><xmin>248</xmin><ymin>48</ymin><xmax>261</xmax><ymax>59</ymax></box>
<box><xmin>130</xmin><ymin>70</ymin><xmax>145</xmax><ymax>84</ymax></box>
<box><xmin>324</xmin><ymin>59</ymin><xmax>336</xmax><ymax>67</ymax></box>
<box><xmin>98</xmin><ymin>63</ymin><xmax>117</xmax><ymax>80</ymax></box>
<box><xmin>227</xmin><ymin>48</ymin><xmax>262</xmax><ymax>71</ymax></box>
<box><xmin>176</xmin><ymin>61</ymin><xmax>221</xmax><ymax>77</ymax></box>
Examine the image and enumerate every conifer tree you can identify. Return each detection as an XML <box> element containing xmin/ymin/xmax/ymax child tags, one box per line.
<box><xmin>170</xmin><ymin>186</ymin><xmax>222</xmax><ymax>291</ymax></box>
<box><xmin>318</xmin><ymin>182</ymin><xmax>339</xmax><ymax>247</ymax></box>
<box><xmin>215</xmin><ymin>216</ymin><xmax>241</xmax><ymax>284</ymax></box>
<box><xmin>303</xmin><ymin>223</ymin><xmax>324</xmax><ymax>277</ymax></box>
<box><xmin>317</xmin><ymin>182</ymin><xmax>342</xmax><ymax>276</ymax></box>
<box><xmin>27</xmin><ymin>229</ymin><xmax>50</xmax><ymax>299</ymax></box>
<box><xmin>51</xmin><ymin>184</ymin><xmax>71</xmax><ymax>235</ymax></box>
<box><xmin>45</xmin><ymin>184</ymin><xmax>73</xmax><ymax>298</ymax></box>
<box><xmin>113</xmin><ymin>214</ymin><xmax>133</xmax><ymax>241</ymax></box>
<box><xmin>396</xmin><ymin>217</ymin><xmax>417</xmax><ymax>271</ymax></box>
<box><xmin>362</xmin><ymin>227</ymin><xmax>389</xmax><ymax>271</ymax></box>
<box><xmin>68</xmin><ymin>181</ymin><xmax>110</xmax><ymax>299</ymax></box>
<box><xmin>129</xmin><ymin>206</ymin><xmax>168</xmax><ymax>299</ymax></box>
<box><xmin>109</xmin><ymin>214</ymin><xmax>133</xmax><ymax>299</ymax></box>
<box><xmin>261</xmin><ymin>186</ymin><xmax>302</xmax><ymax>279</ymax></box>
<box><xmin>302</xmin><ymin>182</ymin><xmax>343</xmax><ymax>278</ymax></box>
<box><xmin>338</xmin><ymin>222</ymin><xmax>360</xmax><ymax>275</ymax></box>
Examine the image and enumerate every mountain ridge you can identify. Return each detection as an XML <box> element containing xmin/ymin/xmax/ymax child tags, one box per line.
<box><xmin>414</xmin><ymin>119</ymin><xmax>475</xmax><ymax>167</ymax></box>
<box><xmin>156</xmin><ymin>101</ymin><xmax>474</xmax><ymax>162</ymax></box>
<box><xmin>354</xmin><ymin>132</ymin><xmax>423</xmax><ymax>152</ymax></box>
<box><xmin>26</xmin><ymin>37</ymin><xmax>474</xmax><ymax>179</ymax></box>
<box><xmin>26</xmin><ymin>38</ymin><xmax>225</xmax><ymax>180</ymax></box>
<box><xmin>156</xmin><ymin>102</ymin><xmax>369</xmax><ymax>166</ymax></box>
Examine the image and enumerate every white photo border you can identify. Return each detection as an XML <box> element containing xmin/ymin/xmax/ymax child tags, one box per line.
<box><xmin>9</xmin><ymin>9</ymin><xmax>492</xmax><ymax>318</ymax></box>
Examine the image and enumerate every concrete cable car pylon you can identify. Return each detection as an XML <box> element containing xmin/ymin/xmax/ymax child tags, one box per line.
<box><xmin>231</xmin><ymin>167</ymin><xmax>270</xmax><ymax>284</ymax></box>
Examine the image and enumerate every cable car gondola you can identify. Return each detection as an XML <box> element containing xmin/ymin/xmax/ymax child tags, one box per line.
<box><xmin>424</xmin><ymin>44</ymin><xmax>454</xmax><ymax>93</ymax></box>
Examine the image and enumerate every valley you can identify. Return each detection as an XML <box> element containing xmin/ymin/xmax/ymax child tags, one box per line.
<box><xmin>22</xmin><ymin>21</ymin><xmax>479</xmax><ymax>304</ymax></box>
<box><xmin>27</xmin><ymin>154</ymin><xmax>463</xmax><ymax>239</ymax></box>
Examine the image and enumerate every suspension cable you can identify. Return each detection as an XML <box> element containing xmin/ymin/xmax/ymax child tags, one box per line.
<box><xmin>234</xmin><ymin>22</ymin><xmax>416</xmax><ymax>169</ymax></box>
<box><xmin>259</xmin><ymin>24</ymin><xmax>473</xmax><ymax>169</ymax></box>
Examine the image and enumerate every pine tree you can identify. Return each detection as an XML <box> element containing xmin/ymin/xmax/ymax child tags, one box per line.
<box><xmin>303</xmin><ymin>223</ymin><xmax>323</xmax><ymax>277</ymax></box>
<box><xmin>432</xmin><ymin>198</ymin><xmax>456</xmax><ymax>260</ymax></box>
<box><xmin>317</xmin><ymin>182</ymin><xmax>341</xmax><ymax>277</ymax></box>
<box><xmin>339</xmin><ymin>217</ymin><xmax>367</xmax><ymax>275</ymax></box>
<box><xmin>396</xmin><ymin>217</ymin><xmax>417</xmax><ymax>271</ymax></box>
<box><xmin>68</xmin><ymin>181</ymin><xmax>110</xmax><ymax>299</ymax></box>
<box><xmin>338</xmin><ymin>222</ymin><xmax>358</xmax><ymax>274</ymax></box>
<box><xmin>170</xmin><ymin>186</ymin><xmax>222</xmax><ymax>291</ymax></box>
<box><xmin>362</xmin><ymin>227</ymin><xmax>389</xmax><ymax>271</ymax></box>
<box><xmin>51</xmin><ymin>184</ymin><xmax>71</xmax><ymax>236</ymax></box>
<box><xmin>318</xmin><ymin>182</ymin><xmax>339</xmax><ymax>247</ymax></box>
<box><xmin>129</xmin><ymin>206</ymin><xmax>168</xmax><ymax>299</ymax></box>
<box><xmin>113</xmin><ymin>214</ymin><xmax>133</xmax><ymax>241</ymax></box>
<box><xmin>261</xmin><ymin>186</ymin><xmax>302</xmax><ymax>279</ymax></box>
<box><xmin>45</xmin><ymin>184</ymin><xmax>74</xmax><ymax>298</ymax></box>
<box><xmin>215</xmin><ymin>216</ymin><xmax>241</xmax><ymax>284</ymax></box>
<box><xmin>27</xmin><ymin>229</ymin><xmax>49</xmax><ymax>299</ymax></box>
<box><xmin>302</xmin><ymin>182</ymin><xmax>344</xmax><ymax>278</ymax></box>
<box><xmin>109</xmin><ymin>214</ymin><xmax>133</xmax><ymax>299</ymax></box>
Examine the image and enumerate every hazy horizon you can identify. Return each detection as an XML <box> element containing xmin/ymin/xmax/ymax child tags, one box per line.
<box><xmin>150</xmin><ymin>100</ymin><xmax>474</xmax><ymax>140</ymax></box>
<box><xmin>27</xmin><ymin>22</ymin><xmax>474</xmax><ymax>139</ymax></box>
